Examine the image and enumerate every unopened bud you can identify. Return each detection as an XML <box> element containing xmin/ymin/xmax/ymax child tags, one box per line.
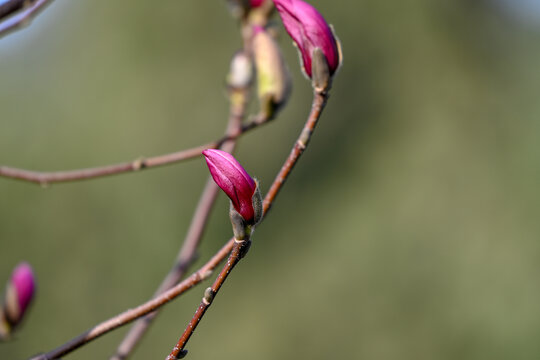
<box><xmin>252</xmin><ymin>26</ymin><xmax>291</xmax><ymax>118</ymax></box>
<box><xmin>1</xmin><ymin>262</ymin><xmax>36</xmax><ymax>339</ymax></box>
<box><xmin>203</xmin><ymin>150</ymin><xmax>262</xmax><ymax>239</ymax></box>
<box><xmin>273</xmin><ymin>0</ymin><xmax>342</xmax><ymax>81</ymax></box>
<box><xmin>227</xmin><ymin>51</ymin><xmax>254</xmax><ymax>89</ymax></box>
<box><xmin>203</xmin><ymin>287</ymin><xmax>214</xmax><ymax>305</ymax></box>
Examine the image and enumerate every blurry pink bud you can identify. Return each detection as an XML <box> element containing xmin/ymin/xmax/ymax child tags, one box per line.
<box><xmin>272</xmin><ymin>0</ymin><xmax>342</xmax><ymax>79</ymax></box>
<box><xmin>203</xmin><ymin>150</ymin><xmax>262</xmax><ymax>229</ymax></box>
<box><xmin>250</xmin><ymin>0</ymin><xmax>265</xmax><ymax>7</ymax></box>
<box><xmin>1</xmin><ymin>262</ymin><xmax>36</xmax><ymax>337</ymax></box>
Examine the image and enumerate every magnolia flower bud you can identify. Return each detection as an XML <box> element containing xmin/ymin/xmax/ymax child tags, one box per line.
<box><xmin>202</xmin><ymin>150</ymin><xmax>263</xmax><ymax>239</ymax></box>
<box><xmin>272</xmin><ymin>0</ymin><xmax>342</xmax><ymax>83</ymax></box>
<box><xmin>252</xmin><ymin>25</ymin><xmax>292</xmax><ymax>118</ymax></box>
<box><xmin>1</xmin><ymin>262</ymin><xmax>36</xmax><ymax>339</ymax></box>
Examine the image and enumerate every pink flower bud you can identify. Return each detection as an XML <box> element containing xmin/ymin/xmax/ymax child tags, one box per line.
<box><xmin>272</xmin><ymin>0</ymin><xmax>341</xmax><ymax>78</ymax></box>
<box><xmin>11</xmin><ymin>263</ymin><xmax>35</xmax><ymax>315</ymax></box>
<box><xmin>2</xmin><ymin>262</ymin><xmax>36</xmax><ymax>335</ymax></box>
<box><xmin>203</xmin><ymin>150</ymin><xmax>259</xmax><ymax>224</ymax></box>
<box><xmin>250</xmin><ymin>0</ymin><xmax>265</xmax><ymax>7</ymax></box>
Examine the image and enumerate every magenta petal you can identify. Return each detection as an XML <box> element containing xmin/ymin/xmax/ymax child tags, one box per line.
<box><xmin>273</xmin><ymin>0</ymin><xmax>340</xmax><ymax>77</ymax></box>
<box><xmin>203</xmin><ymin>150</ymin><xmax>257</xmax><ymax>222</ymax></box>
<box><xmin>11</xmin><ymin>262</ymin><xmax>36</xmax><ymax>314</ymax></box>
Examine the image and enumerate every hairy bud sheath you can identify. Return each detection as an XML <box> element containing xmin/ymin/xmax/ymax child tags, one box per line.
<box><xmin>202</xmin><ymin>150</ymin><xmax>262</xmax><ymax>236</ymax></box>
<box><xmin>1</xmin><ymin>262</ymin><xmax>36</xmax><ymax>339</ymax></box>
<box><xmin>252</xmin><ymin>25</ymin><xmax>292</xmax><ymax>117</ymax></box>
<box><xmin>272</xmin><ymin>0</ymin><xmax>342</xmax><ymax>79</ymax></box>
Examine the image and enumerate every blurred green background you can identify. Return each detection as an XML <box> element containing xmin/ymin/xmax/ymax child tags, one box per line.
<box><xmin>2</xmin><ymin>0</ymin><xmax>540</xmax><ymax>359</ymax></box>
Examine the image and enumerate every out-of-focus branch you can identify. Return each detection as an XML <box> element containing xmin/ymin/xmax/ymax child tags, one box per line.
<box><xmin>0</xmin><ymin>115</ymin><xmax>269</xmax><ymax>186</ymax></box>
<box><xmin>0</xmin><ymin>0</ymin><xmax>55</xmax><ymax>38</ymax></box>
<box><xmin>0</xmin><ymin>0</ymin><xmax>30</xmax><ymax>19</ymax></box>
<box><xmin>110</xmin><ymin>82</ymin><xmax>253</xmax><ymax>360</ymax></box>
<box><xmin>28</xmin><ymin>89</ymin><xmax>328</xmax><ymax>360</ymax></box>
<box><xmin>28</xmin><ymin>239</ymin><xmax>235</xmax><ymax>360</ymax></box>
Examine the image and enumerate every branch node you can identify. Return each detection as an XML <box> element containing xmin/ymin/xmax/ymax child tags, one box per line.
<box><xmin>132</xmin><ymin>157</ymin><xmax>147</xmax><ymax>171</ymax></box>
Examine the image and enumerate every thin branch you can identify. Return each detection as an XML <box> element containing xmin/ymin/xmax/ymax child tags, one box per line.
<box><xmin>0</xmin><ymin>0</ymin><xmax>55</xmax><ymax>38</ymax></box>
<box><xmin>110</xmin><ymin>85</ymin><xmax>252</xmax><ymax>360</ymax></box>
<box><xmin>166</xmin><ymin>238</ymin><xmax>250</xmax><ymax>360</ymax></box>
<box><xmin>0</xmin><ymin>116</ymin><xmax>267</xmax><ymax>186</ymax></box>
<box><xmin>0</xmin><ymin>0</ymin><xmax>32</xmax><ymax>20</ymax></box>
<box><xmin>28</xmin><ymin>90</ymin><xmax>328</xmax><ymax>360</ymax></box>
<box><xmin>165</xmin><ymin>89</ymin><xmax>328</xmax><ymax>359</ymax></box>
<box><xmin>262</xmin><ymin>91</ymin><xmax>328</xmax><ymax>212</ymax></box>
<box><xmin>28</xmin><ymin>239</ymin><xmax>236</xmax><ymax>360</ymax></box>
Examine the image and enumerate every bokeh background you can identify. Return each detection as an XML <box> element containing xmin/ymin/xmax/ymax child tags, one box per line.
<box><xmin>2</xmin><ymin>0</ymin><xmax>540</xmax><ymax>359</ymax></box>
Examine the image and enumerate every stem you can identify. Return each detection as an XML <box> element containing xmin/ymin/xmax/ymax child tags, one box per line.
<box><xmin>0</xmin><ymin>116</ymin><xmax>268</xmax><ymax>186</ymax></box>
<box><xmin>165</xmin><ymin>89</ymin><xmax>328</xmax><ymax>359</ymax></box>
<box><xmin>0</xmin><ymin>0</ymin><xmax>33</xmax><ymax>20</ymax></box>
<box><xmin>28</xmin><ymin>90</ymin><xmax>328</xmax><ymax>360</ymax></box>
<box><xmin>166</xmin><ymin>239</ymin><xmax>249</xmax><ymax>360</ymax></box>
<box><xmin>110</xmin><ymin>85</ymin><xmax>251</xmax><ymax>360</ymax></box>
<box><xmin>28</xmin><ymin>239</ymin><xmax>236</xmax><ymax>360</ymax></box>
<box><xmin>263</xmin><ymin>90</ymin><xmax>328</xmax><ymax>212</ymax></box>
<box><xmin>0</xmin><ymin>0</ymin><xmax>54</xmax><ymax>38</ymax></box>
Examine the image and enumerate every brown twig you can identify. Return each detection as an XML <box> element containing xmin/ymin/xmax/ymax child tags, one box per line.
<box><xmin>166</xmin><ymin>238</ymin><xmax>250</xmax><ymax>360</ymax></box>
<box><xmin>165</xmin><ymin>89</ymin><xmax>328</xmax><ymax>359</ymax></box>
<box><xmin>0</xmin><ymin>117</ymin><xmax>267</xmax><ymax>186</ymax></box>
<box><xmin>110</xmin><ymin>85</ymin><xmax>252</xmax><ymax>360</ymax></box>
<box><xmin>28</xmin><ymin>90</ymin><xmax>327</xmax><ymax>360</ymax></box>
<box><xmin>0</xmin><ymin>0</ymin><xmax>54</xmax><ymax>38</ymax></box>
<box><xmin>28</xmin><ymin>239</ymin><xmax>235</xmax><ymax>360</ymax></box>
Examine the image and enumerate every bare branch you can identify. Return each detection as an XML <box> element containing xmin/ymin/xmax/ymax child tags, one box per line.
<box><xmin>0</xmin><ymin>0</ymin><xmax>55</xmax><ymax>38</ymax></box>
<box><xmin>0</xmin><ymin>116</ymin><xmax>268</xmax><ymax>186</ymax></box>
<box><xmin>0</xmin><ymin>0</ymin><xmax>31</xmax><ymax>19</ymax></box>
<box><xmin>28</xmin><ymin>239</ymin><xmax>235</xmax><ymax>360</ymax></box>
